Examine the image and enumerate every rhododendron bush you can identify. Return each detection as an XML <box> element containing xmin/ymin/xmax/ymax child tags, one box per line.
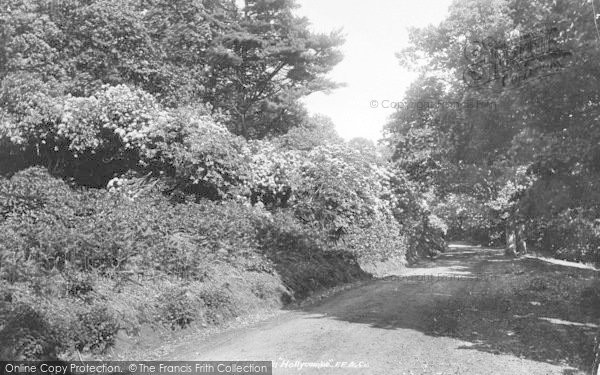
<box><xmin>0</xmin><ymin>83</ymin><xmax>436</xmax><ymax>261</ymax></box>
<box><xmin>0</xmin><ymin>81</ymin><xmax>442</xmax><ymax>361</ymax></box>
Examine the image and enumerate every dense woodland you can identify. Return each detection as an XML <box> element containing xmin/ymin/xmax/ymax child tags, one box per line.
<box><xmin>0</xmin><ymin>0</ymin><xmax>598</xmax><ymax>363</ymax></box>
<box><xmin>384</xmin><ymin>0</ymin><xmax>600</xmax><ymax>264</ymax></box>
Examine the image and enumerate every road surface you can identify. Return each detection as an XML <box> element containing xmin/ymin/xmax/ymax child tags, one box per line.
<box><xmin>163</xmin><ymin>245</ymin><xmax>596</xmax><ymax>374</ymax></box>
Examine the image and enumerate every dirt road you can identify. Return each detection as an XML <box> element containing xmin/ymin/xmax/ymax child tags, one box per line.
<box><xmin>164</xmin><ymin>245</ymin><xmax>599</xmax><ymax>374</ymax></box>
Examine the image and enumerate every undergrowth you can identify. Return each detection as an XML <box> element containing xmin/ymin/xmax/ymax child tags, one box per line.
<box><xmin>0</xmin><ymin>167</ymin><xmax>370</xmax><ymax>360</ymax></box>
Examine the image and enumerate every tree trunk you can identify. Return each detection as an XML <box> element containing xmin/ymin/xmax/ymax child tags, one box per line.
<box><xmin>516</xmin><ymin>223</ymin><xmax>527</xmax><ymax>255</ymax></box>
<box><xmin>505</xmin><ymin>223</ymin><xmax>517</xmax><ymax>257</ymax></box>
<box><xmin>240</xmin><ymin>112</ymin><xmax>248</xmax><ymax>138</ymax></box>
<box><xmin>593</xmin><ymin>334</ymin><xmax>600</xmax><ymax>375</ymax></box>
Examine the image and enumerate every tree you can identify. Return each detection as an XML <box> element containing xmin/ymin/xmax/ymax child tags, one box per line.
<box><xmin>384</xmin><ymin>0</ymin><xmax>600</xmax><ymax>259</ymax></box>
<box><xmin>0</xmin><ymin>0</ymin><xmax>345</xmax><ymax>140</ymax></box>
<box><xmin>206</xmin><ymin>0</ymin><xmax>344</xmax><ymax>138</ymax></box>
<box><xmin>0</xmin><ymin>0</ymin><xmax>157</xmax><ymax>96</ymax></box>
<box><xmin>275</xmin><ymin>114</ymin><xmax>342</xmax><ymax>151</ymax></box>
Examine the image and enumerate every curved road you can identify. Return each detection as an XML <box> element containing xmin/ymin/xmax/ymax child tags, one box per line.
<box><xmin>164</xmin><ymin>245</ymin><xmax>594</xmax><ymax>375</ymax></box>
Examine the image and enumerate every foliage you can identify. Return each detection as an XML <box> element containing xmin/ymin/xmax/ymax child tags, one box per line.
<box><xmin>0</xmin><ymin>0</ymin><xmax>344</xmax><ymax>138</ymax></box>
<box><xmin>72</xmin><ymin>306</ymin><xmax>119</xmax><ymax>354</ymax></box>
<box><xmin>156</xmin><ymin>288</ymin><xmax>199</xmax><ymax>330</ymax></box>
<box><xmin>206</xmin><ymin>1</ymin><xmax>344</xmax><ymax>137</ymax></box>
<box><xmin>0</xmin><ymin>83</ymin><xmax>250</xmax><ymax>193</ymax></box>
<box><xmin>384</xmin><ymin>0</ymin><xmax>600</xmax><ymax>261</ymax></box>
<box><xmin>527</xmin><ymin>209</ymin><xmax>600</xmax><ymax>264</ymax></box>
<box><xmin>289</xmin><ymin>144</ymin><xmax>380</xmax><ymax>234</ymax></box>
<box><xmin>0</xmin><ymin>167</ymin><xmax>373</xmax><ymax>358</ymax></box>
<box><xmin>0</xmin><ymin>167</ymin><xmax>257</xmax><ymax>279</ymax></box>
<box><xmin>433</xmin><ymin>193</ymin><xmax>500</xmax><ymax>244</ymax></box>
<box><xmin>0</xmin><ymin>302</ymin><xmax>59</xmax><ymax>360</ymax></box>
<box><xmin>0</xmin><ymin>0</ymin><xmax>448</xmax><ymax>361</ymax></box>
<box><xmin>141</xmin><ymin>106</ymin><xmax>249</xmax><ymax>200</ymax></box>
<box><xmin>245</xmin><ymin>140</ymin><xmax>299</xmax><ymax>207</ymax></box>
<box><xmin>274</xmin><ymin>114</ymin><xmax>343</xmax><ymax>151</ymax></box>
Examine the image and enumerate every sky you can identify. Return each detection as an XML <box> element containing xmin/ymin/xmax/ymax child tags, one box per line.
<box><xmin>294</xmin><ymin>0</ymin><xmax>454</xmax><ymax>141</ymax></box>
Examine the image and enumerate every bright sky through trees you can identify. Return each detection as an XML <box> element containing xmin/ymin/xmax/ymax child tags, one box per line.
<box><xmin>295</xmin><ymin>0</ymin><xmax>453</xmax><ymax>141</ymax></box>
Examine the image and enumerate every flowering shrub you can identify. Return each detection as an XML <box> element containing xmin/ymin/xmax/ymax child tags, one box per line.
<box><xmin>289</xmin><ymin>144</ymin><xmax>381</xmax><ymax>234</ymax></box>
<box><xmin>1</xmin><ymin>82</ymin><xmax>438</xmax><ymax>257</ymax></box>
<box><xmin>0</xmin><ymin>83</ymin><xmax>443</xmax><ymax>266</ymax></box>
<box><xmin>0</xmin><ymin>73</ymin><xmax>65</xmax><ymax>146</ymax></box>
<box><xmin>58</xmin><ymin>85</ymin><xmax>162</xmax><ymax>153</ymax></box>
<box><xmin>0</xmin><ymin>84</ymin><xmax>160</xmax><ymax>185</ymax></box>
<box><xmin>245</xmin><ymin>140</ymin><xmax>299</xmax><ymax>207</ymax></box>
<box><xmin>0</xmin><ymin>84</ymin><xmax>251</xmax><ymax>192</ymax></box>
<box><xmin>235</xmin><ymin>141</ymin><xmax>429</xmax><ymax>262</ymax></box>
<box><xmin>140</xmin><ymin>106</ymin><xmax>249</xmax><ymax>200</ymax></box>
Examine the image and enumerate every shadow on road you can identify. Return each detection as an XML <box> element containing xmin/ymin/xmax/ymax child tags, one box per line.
<box><xmin>303</xmin><ymin>244</ymin><xmax>600</xmax><ymax>373</ymax></box>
